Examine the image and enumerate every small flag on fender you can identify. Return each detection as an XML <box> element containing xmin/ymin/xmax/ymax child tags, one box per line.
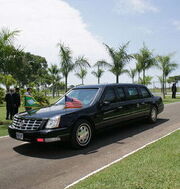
<box><xmin>64</xmin><ymin>95</ymin><xmax>83</xmax><ymax>109</ymax></box>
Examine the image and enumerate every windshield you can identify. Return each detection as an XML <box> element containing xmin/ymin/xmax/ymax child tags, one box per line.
<box><xmin>56</xmin><ymin>88</ymin><xmax>99</xmax><ymax>106</ymax></box>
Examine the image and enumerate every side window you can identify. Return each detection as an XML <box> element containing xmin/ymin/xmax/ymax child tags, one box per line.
<box><xmin>127</xmin><ymin>87</ymin><xmax>139</xmax><ymax>100</ymax></box>
<box><xmin>117</xmin><ymin>87</ymin><xmax>126</xmax><ymax>101</ymax></box>
<box><xmin>140</xmin><ymin>87</ymin><xmax>151</xmax><ymax>98</ymax></box>
<box><xmin>103</xmin><ymin>88</ymin><xmax>116</xmax><ymax>102</ymax></box>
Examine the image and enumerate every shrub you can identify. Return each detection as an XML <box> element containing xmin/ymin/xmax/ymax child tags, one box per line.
<box><xmin>0</xmin><ymin>88</ymin><xmax>5</xmax><ymax>104</ymax></box>
<box><xmin>32</xmin><ymin>91</ymin><xmax>50</xmax><ymax>106</ymax></box>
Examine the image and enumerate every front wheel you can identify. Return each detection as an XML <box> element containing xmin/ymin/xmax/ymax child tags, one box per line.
<box><xmin>148</xmin><ymin>106</ymin><xmax>158</xmax><ymax>123</ymax></box>
<box><xmin>71</xmin><ymin>119</ymin><xmax>92</xmax><ymax>149</ymax></box>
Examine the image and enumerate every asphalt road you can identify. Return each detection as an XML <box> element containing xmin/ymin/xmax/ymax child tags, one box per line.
<box><xmin>0</xmin><ymin>103</ymin><xmax>179</xmax><ymax>189</ymax></box>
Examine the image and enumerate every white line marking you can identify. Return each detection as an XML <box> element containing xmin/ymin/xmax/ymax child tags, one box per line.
<box><xmin>0</xmin><ymin>135</ymin><xmax>9</xmax><ymax>139</ymax></box>
<box><xmin>65</xmin><ymin>128</ymin><xmax>180</xmax><ymax>189</ymax></box>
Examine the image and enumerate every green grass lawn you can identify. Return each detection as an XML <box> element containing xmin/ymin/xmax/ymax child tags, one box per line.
<box><xmin>70</xmin><ymin>130</ymin><xmax>180</xmax><ymax>189</ymax></box>
<box><xmin>163</xmin><ymin>96</ymin><xmax>180</xmax><ymax>104</ymax></box>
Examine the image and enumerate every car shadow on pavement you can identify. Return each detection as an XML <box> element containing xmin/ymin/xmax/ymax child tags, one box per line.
<box><xmin>13</xmin><ymin>118</ymin><xmax>169</xmax><ymax>159</ymax></box>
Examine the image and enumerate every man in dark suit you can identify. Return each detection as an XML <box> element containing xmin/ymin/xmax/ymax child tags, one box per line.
<box><xmin>12</xmin><ymin>88</ymin><xmax>21</xmax><ymax>115</ymax></box>
<box><xmin>172</xmin><ymin>83</ymin><xmax>177</xmax><ymax>98</ymax></box>
<box><xmin>5</xmin><ymin>89</ymin><xmax>14</xmax><ymax>120</ymax></box>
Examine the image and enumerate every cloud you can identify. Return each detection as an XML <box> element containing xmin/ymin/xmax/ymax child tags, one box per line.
<box><xmin>0</xmin><ymin>0</ymin><xmax>111</xmax><ymax>84</ymax></box>
<box><xmin>114</xmin><ymin>0</ymin><xmax>159</xmax><ymax>14</ymax></box>
<box><xmin>172</xmin><ymin>20</ymin><xmax>180</xmax><ymax>31</ymax></box>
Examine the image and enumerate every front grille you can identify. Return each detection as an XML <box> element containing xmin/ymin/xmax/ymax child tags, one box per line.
<box><xmin>12</xmin><ymin>115</ymin><xmax>42</xmax><ymax>130</ymax></box>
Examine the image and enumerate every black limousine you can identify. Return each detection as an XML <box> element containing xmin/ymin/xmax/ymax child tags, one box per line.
<box><xmin>8</xmin><ymin>84</ymin><xmax>164</xmax><ymax>148</ymax></box>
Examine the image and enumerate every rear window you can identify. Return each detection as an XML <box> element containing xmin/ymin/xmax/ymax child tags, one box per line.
<box><xmin>127</xmin><ymin>87</ymin><xmax>139</xmax><ymax>100</ymax></box>
<box><xmin>140</xmin><ymin>87</ymin><xmax>151</xmax><ymax>98</ymax></box>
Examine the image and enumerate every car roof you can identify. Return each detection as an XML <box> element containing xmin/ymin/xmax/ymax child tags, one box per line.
<box><xmin>74</xmin><ymin>83</ymin><xmax>146</xmax><ymax>89</ymax></box>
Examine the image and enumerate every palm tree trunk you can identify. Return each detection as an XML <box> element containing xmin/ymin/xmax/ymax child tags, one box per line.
<box><xmin>82</xmin><ymin>78</ymin><xmax>84</xmax><ymax>85</ymax></box>
<box><xmin>143</xmin><ymin>69</ymin><xmax>145</xmax><ymax>85</ymax></box>
<box><xmin>138</xmin><ymin>72</ymin><xmax>140</xmax><ymax>83</ymax></box>
<box><xmin>52</xmin><ymin>87</ymin><xmax>55</xmax><ymax>98</ymax></box>
<box><xmin>162</xmin><ymin>72</ymin><xmax>165</xmax><ymax>99</ymax></box>
<box><xmin>165</xmin><ymin>77</ymin><xmax>167</xmax><ymax>95</ymax></box>
<box><xmin>65</xmin><ymin>76</ymin><xmax>68</xmax><ymax>92</ymax></box>
<box><xmin>98</xmin><ymin>77</ymin><xmax>100</xmax><ymax>84</ymax></box>
<box><xmin>116</xmin><ymin>75</ymin><xmax>119</xmax><ymax>83</ymax></box>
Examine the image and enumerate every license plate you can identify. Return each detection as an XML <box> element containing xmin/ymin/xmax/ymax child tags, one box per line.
<box><xmin>16</xmin><ymin>132</ymin><xmax>23</xmax><ymax>140</ymax></box>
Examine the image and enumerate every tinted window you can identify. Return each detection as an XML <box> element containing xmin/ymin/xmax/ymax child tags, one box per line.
<box><xmin>103</xmin><ymin>88</ymin><xmax>116</xmax><ymax>102</ymax></box>
<box><xmin>117</xmin><ymin>87</ymin><xmax>125</xmax><ymax>100</ymax></box>
<box><xmin>127</xmin><ymin>87</ymin><xmax>139</xmax><ymax>100</ymax></box>
<box><xmin>140</xmin><ymin>87</ymin><xmax>151</xmax><ymax>98</ymax></box>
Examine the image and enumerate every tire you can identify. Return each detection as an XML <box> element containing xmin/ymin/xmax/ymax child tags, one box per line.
<box><xmin>71</xmin><ymin>119</ymin><xmax>92</xmax><ymax>149</ymax></box>
<box><xmin>148</xmin><ymin>106</ymin><xmax>158</xmax><ymax>123</ymax></box>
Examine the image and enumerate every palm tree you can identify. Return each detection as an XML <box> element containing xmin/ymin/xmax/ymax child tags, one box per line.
<box><xmin>75</xmin><ymin>69</ymin><xmax>87</xmax><ymax>85</ymax></box>
<box><xmin>134</xmin><ymin>57</ymin><xmax>142</xmax><ymax>83</ymax></box>
<box><xmin>97</xmin><ymin>42</ymin><xmax>132</xmax><ymax>83</ymax></box>
<box><xmin>156</xmin><ymin>55</ymin><xmax>178</xmax><ymax>98</ymax></box>
<box><xmin>139</xmin><ymin>76</ymin><xmax>152</xmax><ymax>86</ymax></box>
<box><xmin>74</xmin><ymin>56</ymin><xmax>91</xmax><ymax>84</ymax></box>
<box><xmin>74</xmin><ymin>56</ymin><xmax>90</xmax><ymax>70</ymax></box>
<box><xmin>127</xmin><ymin>68</ymin><xmax>137</xmax><ymax>83</ymax></box>
<box><xmin>0</xmin><ymin>28</ymin><xmax>20</xmax><ymax>75</ymax></box>
<box><xmin>91</xmin><ymin>61</ymin><xmax>106</xmax><ymax>84</ymax></box>
<box><xmin>91</xmin><ymin>66</ymin><xmax>104</xmax><ymax>84</ymax></box>
<box><xmin>48</xmin><ymin>65</ymin><xmax>61</xmax><ymax>98</ymax></box>
<box><xmin>57</xmin><ymin>43</ymin><xmax>90</xmax><ymax>91</ymax></box>
<box><xmin>134</xmin><ymin>44</ymin><xmax>156</xmax><ymax>85</ymax></box>
<box><xmin>57</xmin><ymin>43</ymin><xmax>74</xmax><ymax>92</ymax></box>
<box><xmin>0</xmin><ymin>27</ymin><xmax>19</xmax><ymax>46</ymax></box>
<box><xmin>157</xmin><ymin>76</ymin><xmax>163</xmax><ymax>93</ymax></box>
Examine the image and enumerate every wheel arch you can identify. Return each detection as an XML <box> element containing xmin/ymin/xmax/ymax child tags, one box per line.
<box><xmin>74</xmin><ymin>116</ymin><xmax>95</xmax><ymax>131</ymax></box>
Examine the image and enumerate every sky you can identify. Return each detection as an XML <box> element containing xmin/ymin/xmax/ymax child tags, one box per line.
<box><xmin>0</xmin><ymin>0</ymin><xmax>180</xmax><ymax>87</ymax></box>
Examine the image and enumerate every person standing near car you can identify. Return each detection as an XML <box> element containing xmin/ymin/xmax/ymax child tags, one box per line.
<box><xmin>172</xmin><ymin>82</ymin><xmax>177</xmax><ymax>98</ymax></box>
<box><xmin>24</xmin><ymin>88</ymin><xmax>33</xmax><ymax>112</ymax></box>
<box><xmin>5</xmin><ymin>88</ymin><xmax>14</xmax><ymax>120</ymax></box>
<box><xmin>12</xmin><ymin>88</ymin><xmax>21</xmax><ymax>115</ymax></box>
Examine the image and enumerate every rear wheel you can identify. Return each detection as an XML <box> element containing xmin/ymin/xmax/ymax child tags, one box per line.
<box><xmin>148</xmin><ymin>106</ymin><xmax>158</xmax><ymax>123</ymax></box>
<box><xmin>71</xmin><ymin>119</ymin><xmax>92</xmax><ymax>149</ymax></box>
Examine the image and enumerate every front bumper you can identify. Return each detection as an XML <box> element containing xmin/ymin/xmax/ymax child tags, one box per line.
<box><xmin>8</xmin><ymin>126</ymin><xmax>71</xmax><ymax>142</ymax></box>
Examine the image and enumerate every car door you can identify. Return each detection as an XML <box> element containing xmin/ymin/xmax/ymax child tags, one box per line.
<box><xmin>124</xmin><ymin>86</ymin><xmax>142</xmax><ymax>119</ymax></box>
<box><xmin>138</xmin><ymin>87</ymin><xmax>152</xmax><ymax>116</ymax></box>
<box><xmin>99</xmin><ymin>87</ymin><xmax>120</xmax><ymax>127</ymax></box>
<box><xmin>114</xmin><ymin>87</ymin><xmax>130</xmax><ymax>122</ymax></box>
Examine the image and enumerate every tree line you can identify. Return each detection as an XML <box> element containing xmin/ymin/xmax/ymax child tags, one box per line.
<box><xmin>0</xmin><ymin>27</ymin><xmax>179</xmax><ymax>100</ymax></box>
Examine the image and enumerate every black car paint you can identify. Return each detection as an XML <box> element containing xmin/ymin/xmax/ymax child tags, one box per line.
<box><xmin>8</xmin><ymin>84</ymin><xmax>164</xmax><ymax>142</ymax></box>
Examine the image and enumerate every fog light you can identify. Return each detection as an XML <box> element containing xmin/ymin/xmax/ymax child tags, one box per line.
<box><xmin>37</xmin><ymin>138</ymin><xmax>44</xmax><ymax>142</ymax></box>
<box><xmin>45</xmin><ymin>137</ymin><xmax>61</xmax><ymax>142</ymax></box>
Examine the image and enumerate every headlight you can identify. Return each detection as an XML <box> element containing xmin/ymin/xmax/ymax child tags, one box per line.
<box><xmin>46</xmin><ymin>116</ymin><xmax>61</xmax><ymax>129</ymax></box>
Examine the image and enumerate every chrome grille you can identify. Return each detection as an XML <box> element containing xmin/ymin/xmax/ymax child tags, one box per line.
<box><xmin>12</xmin><ymin>115</ymin><xmax>42</xmax><ymax>130</ymax></box>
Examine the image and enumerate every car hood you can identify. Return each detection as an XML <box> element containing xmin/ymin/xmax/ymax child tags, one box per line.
<box><xmin>18</xmin><ymin>105</ymin><xmax>82</xmax><ymax>119</ymax></box>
